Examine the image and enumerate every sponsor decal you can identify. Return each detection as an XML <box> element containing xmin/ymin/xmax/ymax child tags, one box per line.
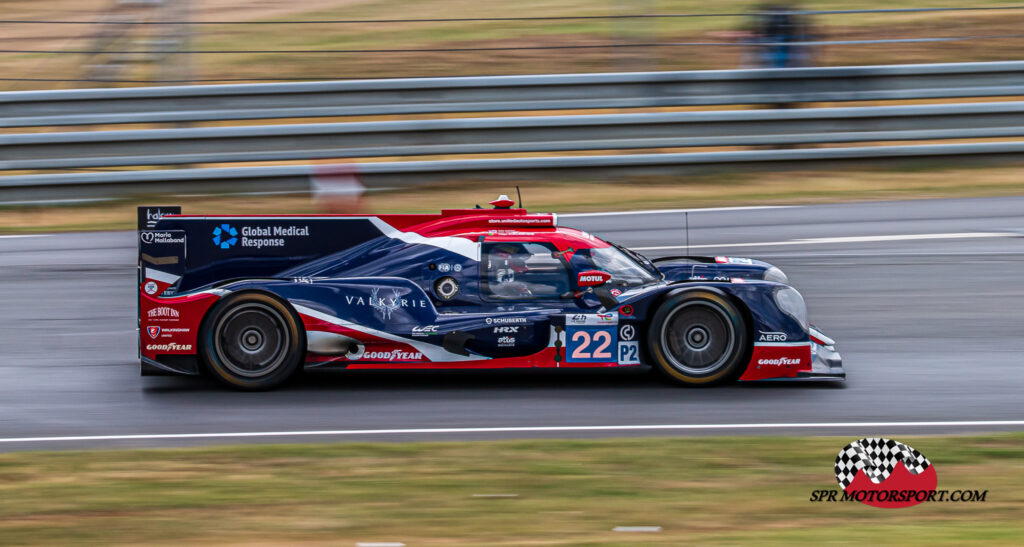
<box><xmin>212</xmin><ymin>223</ymin><xmax>311</xmax><ymax>250</ymax></box>
<box><xmin>731</xmin><ymin>277</ymin><xmax>746</xmax><ymax>283</ymax></box>
<box><xmin>493</xmin><ymin>326</ymin><xmax>520</xmax><ymax>334</ymax></box>
<box><xmin>758</xmin><ymin>331</ymin><xmax>788</xmax><ymax>342</ymax></box>
<box><xmin>362</xmin><ymin>349</ymin><xmax>424</xmax><ymax>361</ymax></box>
<box><xmin>437</xmin><ymin>263</ymin><xmax>452</xmax><ymax>272</ymax></box>
<box><xmin>487</xmin><ymin>217</ymin><xmax>550</xmax><ymax>225</ymax></box>
<box><xmin>809</xmin><ymin>438</ymin><xmax>985</xmax><ymax>508</ymax></box>
<box><xmin>344</xmin><ymin>287</ymin><xmax>429</xmax><ymax>321</ymax></box>
<box><xmin>716</xmin><ymin>256</ymin><xmax>753</xmax><ymax>265</ymax></box>
<box><xmin>147</xmin><ymin>306</ymin><xmax>179</xmax><ymax>319</ymax></box>
<box><xmin>140</xmin><ymin>231</ymin><xmax>184</xmax><ymax>245</ymax></box>
<box><xmin>757</xmin><ymin>357</ymin><xmax>802</xmax><ymax>366</ymax></box>
<box><xmin>567</xmin><ymin>313</ymin><xmax>617</xmax><ymax>326</ymax></box>
<box><xmin>146</xmin><ymin>326</ymin><xmax>190</xmax><ymax>339</ymax></box>
<box><xmin>140</xmin><ymin>207</ymin><xmax>179</xmax><ymax>229</ymax></box>
<box><xmin>146</xmin><ymin>342</ymin><xmax>192</xmax><ymax>351</ymax></box>
<box><xmin>485</xmin><ymin>316</ymin><xmax>528</xmax><ymax>325</ymax></box>
<box><xmin>610</xmin><ymin>288</ymin><xmax>622</xmax><ymax>297</ymax></box>
<box><xmin>619</xmin><ymin>305</ymin><xmax>634</xmax><ymax>316</ymax></box>
<box><xmin>212</xmin><ymin>224</ymin><xmax>238</xmax><ymax>249</ymax></box>
<box><xmin>411</xmin><ymin>325</ymin><xmax>440</xmax><ymax>337</ymax></box>
<box><xmin>453</xmin><ymin>264</ymin><xmax>463</xmax><ymax>272</ymax></box>
<box><xmin>579</xmin><ymin>274</ymin><xmax>605</xmax><ymax>283</ymax></box>
<box><xmin>143</xmin><ymin>281</ymin><xmax>159</xmax><ymax>295</ymax></box>
<box><xmin>619</xmin><ymin>324</ymin><xmax>636</xmax><ymax>341</ymax></box>
<box><xmin>497</xmin><ymin>336</ymin><xmax>516</xmax><ymax>347</ymax></box>
<box><xmin>293</xmin><ymin>277</ymin><xmax>314</xmax><ymax>284</ymax></box>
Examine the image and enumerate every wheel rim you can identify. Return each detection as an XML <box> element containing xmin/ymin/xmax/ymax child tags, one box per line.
<box><xmin>213</xmin><ymin>302</ymin><xmax>290</xmax><ymax>378</ymax></box>
<box><xmin>660</xmin><ymin>300</ymin><xmax>736</xmax><ymax>375</ymax></box>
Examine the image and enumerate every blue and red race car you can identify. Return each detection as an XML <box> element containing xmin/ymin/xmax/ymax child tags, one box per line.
<box><xmin>137</xmin><ymin>198</ymin><xmax>843</xmax><ymax>390</ymax></box>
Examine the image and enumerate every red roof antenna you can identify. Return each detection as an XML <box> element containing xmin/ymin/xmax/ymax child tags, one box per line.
<box><xmin>489</xmin><ymin>195</ymin><xmax>516</xmax><ymax>209</ymax></box>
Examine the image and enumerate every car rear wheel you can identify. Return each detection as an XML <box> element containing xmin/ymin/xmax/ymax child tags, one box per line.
<box><xmin>647</xmin><ymin>290</ymin><xmax>748</xmax><ymax>386</ymax></box>
<box><xmin>201</xmin><ymin>292</ymin><xmax>305</xmax><ymax>391</ymax></box>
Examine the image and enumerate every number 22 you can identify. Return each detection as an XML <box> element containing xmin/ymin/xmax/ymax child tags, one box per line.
<box><xmin>570</xmin><ymin>330</ymin><xmax>613</xmax><ymax>359</ymax></box>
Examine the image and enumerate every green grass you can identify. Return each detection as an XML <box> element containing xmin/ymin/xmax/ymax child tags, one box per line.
<box><xmin>0</xmin><ymin>434</ymin><xmax>1022</xmax><ymax>545</ymax></box>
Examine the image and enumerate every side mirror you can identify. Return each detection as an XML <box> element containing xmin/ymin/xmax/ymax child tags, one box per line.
<box><xmin>576</xmin><ymin>270</ymin><xmax>618</xmax><ymax>309</ymax></box>
<box><xmin>577</xmin><ymin>270</ymin><xmax>611</xmax><ymax>288</ymax></box>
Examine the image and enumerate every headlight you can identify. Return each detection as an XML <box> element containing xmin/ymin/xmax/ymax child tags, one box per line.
<box><xmin>774</xmin><ymin>286</ymin><xmax>807</xmax><ymax>331</ymax></box>
<box><xmin>763</xmin><ymin>266</ymin><xmax>789</xmax><ymax>284</ymax></box>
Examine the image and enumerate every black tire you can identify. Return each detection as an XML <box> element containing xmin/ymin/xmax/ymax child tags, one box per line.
<box><xmin>646</xmin><ymin>290</ymin><xmax>749</xmax><ymax>386</ymax></box>
<box><xmin>200</xmin><ymin>292</ymin><xmax>305</xmax><ymax>391</ymax></box>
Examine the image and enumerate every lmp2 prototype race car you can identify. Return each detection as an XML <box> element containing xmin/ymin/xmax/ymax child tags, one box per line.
<box><xmin>137</xmin><ymin>198</ymin><xmax>843</xmax><ymax>390</ymax></box>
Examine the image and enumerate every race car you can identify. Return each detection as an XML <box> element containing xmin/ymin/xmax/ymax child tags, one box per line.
<box><xmin>137</xmin><ymin>198</ymin><xmax>843</xmax><ymax>390</ymax></box>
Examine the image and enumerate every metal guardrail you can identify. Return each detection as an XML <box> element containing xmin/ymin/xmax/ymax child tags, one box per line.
<box><xmin>5</xmin><ymin>141</ymin><xmax>1024</xmax><ymax>204</ymax></box>
<box><xmin>4</xmin><ymin>61</ymin><xmax>1024</xmax><ymax>203</ymax></box>
<box><xmin>4</xmin><ymin>61</ymin><xmax>1024</xmax><ymax>128</ymax></box>
<box><xmin>5</xmin><ymin>101</ymin><xmax>1024</xmax><ymax>170</ymax></box>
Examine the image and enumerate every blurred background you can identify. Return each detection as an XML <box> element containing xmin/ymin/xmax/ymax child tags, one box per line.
<box><xmin>3</xmin><ymin>0</ymin><xmax>1024</xmax><ymax>88</ymax></box>
<box><xmin>3</xmin><ymin>1</ymin><xmax>1024</xmax><ymax>228</ymax></box>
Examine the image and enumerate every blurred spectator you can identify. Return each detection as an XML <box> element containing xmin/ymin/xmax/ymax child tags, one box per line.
<box><xmin>716</xmin><ymin>4</ymin><xmax>818</xmax><ymax>69</ymax></box>
<box><xmin>748</xmin><ymin>4</ymin><xmax>816</xmax><ymax>68</ymax></box>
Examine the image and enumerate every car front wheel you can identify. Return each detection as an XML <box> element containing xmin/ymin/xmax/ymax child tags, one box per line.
<box><xmin>647</xmin><ymin>290</ymin><xmax>748</xmax><ymax>386</ymax></box>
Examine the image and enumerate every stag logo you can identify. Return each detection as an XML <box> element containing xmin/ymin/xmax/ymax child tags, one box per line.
<box><xmin>370</xmin><ymin>287</ymin><xmax>403</xmax><ymax>320</ymax></box>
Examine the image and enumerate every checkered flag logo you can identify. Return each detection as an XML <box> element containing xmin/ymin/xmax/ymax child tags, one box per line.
<box><xmin>834</xmin><ymin>438</ymin><xmax>931</xmax><ymax>490</ymax></box>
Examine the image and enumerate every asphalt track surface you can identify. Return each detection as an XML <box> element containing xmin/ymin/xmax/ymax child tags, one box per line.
<box><xmin>1</xmin><ymin>196</ymin><xmax>1023</xmax><ymax>451</ymax></box>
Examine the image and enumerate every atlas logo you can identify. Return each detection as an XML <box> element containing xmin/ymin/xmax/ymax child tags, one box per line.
<box><xmin>758</xmin><ymin>331</ymin><xmax>788</xmax><ymax>342</ymax></box>
<box><xmin>212</xmin><ymin>224</ymin><xmax>238</xmax><ymax>249</ymax></box>
<box><xmin>147</xmin><ymin>326</ymin><xmax>161</xmax><ymax>339</ymax></box>
<box><xmin>834</xmin><ymin>438</ymin><xmax>937</xmax><ymax>508</ymax></box>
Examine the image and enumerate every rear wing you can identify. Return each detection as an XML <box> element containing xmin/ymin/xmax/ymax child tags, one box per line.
<box><xmin>138</xmin><ymin>206</ymin><xmax>393</xmax><ymax>297</ymax></box>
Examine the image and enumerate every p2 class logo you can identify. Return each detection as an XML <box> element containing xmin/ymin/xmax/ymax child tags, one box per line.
<box><xmin>835</xmin><ymin>438</ymin><xmax>938</xmax><ymax>508</ymax></box>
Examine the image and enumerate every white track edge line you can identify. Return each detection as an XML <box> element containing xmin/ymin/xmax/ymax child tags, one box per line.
<box><xmin>2</xmin><ymin>421</ymin><xmax>1023</xmax><ymax>444</ymax></box>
